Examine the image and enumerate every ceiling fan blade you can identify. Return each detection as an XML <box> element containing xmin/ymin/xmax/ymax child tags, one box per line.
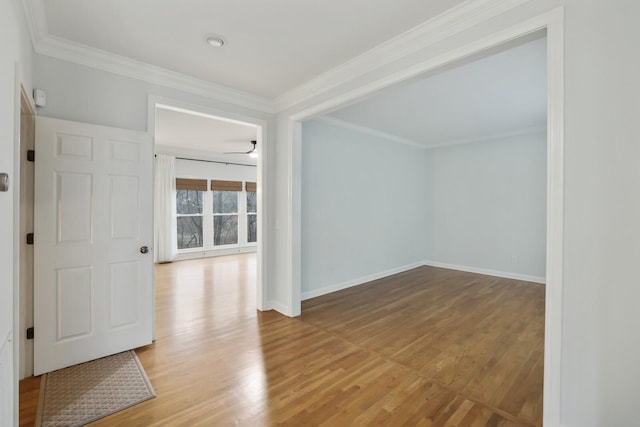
<box><xmin>224</xmin><ymin>140</ymin><xmax>257</xmax><ymax>155</ymax></box>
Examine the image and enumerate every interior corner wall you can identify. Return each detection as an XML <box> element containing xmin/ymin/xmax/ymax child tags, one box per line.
<box><xmin>427</xmin><ymin>131</ymin><xmax>547</xmax><ymax>281</ymax></box>
<box><xmin>301</xmin><ymin>119</ymin><xmax>428</xmax><ymax>298</ymax></box>
<box><xmin>1</xmin><ymin>0</ymin><xmax>34</xmax><ymax>424</ymax></box>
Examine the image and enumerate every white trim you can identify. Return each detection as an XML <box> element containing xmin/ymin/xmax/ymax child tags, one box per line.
<box><xmin>315</xmin><ymin>116</ymin><xmax>424</xmax><ymax>148</ymax></box>
<box><xmin>287</xmin><ymin>120</ymin><xmax>302</xmax><ymax>316</ymax></box>
<box><xmin>275</xmin><ymin>0</ymin><xmax>529</xmax><ymax>111</ymax></box>
<box><xmin>17</xmin><ymin>86</ymin><xmax>35</xmax><ymax>382</ymax></box>
<box><xmin>422</xmin><ymin>260</ymin><xmax>546</xmax><ymax>284</ymax></box>
<box><xmin>31</xmin><ymin>32</ymin><xmax>274</xmax><ymax>113</ymax></box>
<box><xmin>292</xmin><ymin>22</ymin><xmax>547</xmax><ymax>121</ymax></box>
<box><xmin>542</xmin><ymin>8</ymin><xmax>564</xmax><ymax>427</ymax></box>
<box><xmin>425</xmin><ymin>125</ymin><xmax>547</xmax><ymax>149</ymax></box>
<box><xmin>316</xmin><ymin>117</ymin><xmax>546</xmax><ymax>151</ymax></box>
<box><xmin>11</xmin><ymin>62</ymin><xmax>23</xmax><ymax>427</ymax></box>
<box><xmin>286</xmin><ymin>7</ymin><xmax>565</xmax><ymax>427</ymax></box>
<box><xmin>147</xmin><ymin>95</ymin><xmax>269</xmax><ymax>312</ymax></box>
<box><xmin>156</xmin><ymin>104</ymin><xmax>261</xmax><ymax>129</ymax></box>
<box><xmin>266</xmin><ymin>300</ymin><xmax>289</xmax><ymax>315</ymax></box>
<box><xmin>175</xmin><ymin>246</ymin><xmax>256</xmax><ymax>261</ymax></box>
<box><xmin>20</xmin><ymin>0</ymin><xmax>47</xmax><ymax>49</ymax></box>
<box><xmin>21</xmin><ymin>0</ymin><xmax>274</xmax><ymax>112</ymax></box>
<box><xmin>20</xmin><ymin>0</ymin><xmax>528</xmax><ymax>114</ymax></box>
<box><xmin>301</xmin><ymin>262</ymin><xmax>425</xmax><ymax>301</ymax></box>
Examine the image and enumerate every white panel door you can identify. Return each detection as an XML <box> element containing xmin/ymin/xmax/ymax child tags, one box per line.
<box><xmin>34</xmin><ymin>117</ymin><xmax>153</xmax><ymax>375</ymax></box>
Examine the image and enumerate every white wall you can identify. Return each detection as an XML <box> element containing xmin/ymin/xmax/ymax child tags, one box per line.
<box><xmin>427</xmin><ymin>131</ymin><xmax>547</xmax><ymax>282</ymax></box>
<box><xmin>301</xmin><ymin>119</ymin><xmax>427</xmax><ymax>298</ymax></box>
<box><xmin>0</xmin><ymin>0</ymin><xmax>34</xmax><ymax>424</ymax></box>
<box><xmin>171</xmin><ymin>156</ymin><xmax>257</xmax><ymax>259</ymax></box>
<box><xmin>273</xmin><ymin>2</ymin><xmax>640</xmax><ymax>426</ymax></box>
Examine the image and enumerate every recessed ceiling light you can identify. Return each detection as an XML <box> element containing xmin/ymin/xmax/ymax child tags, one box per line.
<box><xmin>205</xmin><ymin>34</ymin><xmax>226</xmax><ymax>48</ymax></box>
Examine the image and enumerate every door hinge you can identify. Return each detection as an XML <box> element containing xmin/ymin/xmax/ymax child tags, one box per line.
<box><xmin>26</xmin><ymin>233</ymin><xmax>34</xmax><ymax>245</ymax></box>
<box><xmin>27</xmin><ymin>150</ymin><xmax>35</xmax><ymax>162</ymax></box>
<box><xmin>26</xmin><ymin>327</ymin><xmax>34</xmax><ymax>340</ymax></box>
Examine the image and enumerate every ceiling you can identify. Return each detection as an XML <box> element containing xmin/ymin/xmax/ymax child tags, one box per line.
<box><xmin>158</xmin><ymin>36</ymin><xmax>546</xmax><ymax>156</ymax></box>
<box><xmin>326</xmin><ymin>36</ymin><xmax>547</xmax><ymax>147</ymax></box>
<box><xmin>29</xmin><ymin>1</ymin><xmax>545</xmax><ymax>153</ymax></box>
<box><xmin>41</xmin><ymin>0</ymin><xmax>465</xmax><ymax>98</ymax></box>
<box><xmin>155</xmin><ymin>107</ymin><xmax>258</xmax><ymax>164</ymax></box>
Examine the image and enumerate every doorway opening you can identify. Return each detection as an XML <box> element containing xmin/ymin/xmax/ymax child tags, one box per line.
<box><xmin>149</xmin><ymin>98</ymin><xmax>268</xmax><ymax>317</ymax></box>
<box><xmin>286</xmin><ymin>9</ymin><xmax>564</xmax><ymax>425</ymax></box>
<box><xmin>299</xmin><ymin>33</ymin><xmax>547</xmax><ymax>425</ymax></box>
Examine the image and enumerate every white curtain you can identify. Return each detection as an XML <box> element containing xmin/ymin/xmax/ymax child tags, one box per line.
<box><xmin>154</xmin><ymin>155</ymin><xmax>177</xmax><ymax>263</ymax></box>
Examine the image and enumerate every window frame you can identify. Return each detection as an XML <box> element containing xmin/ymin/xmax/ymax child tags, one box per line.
<box><xmin>247</xmin><ymin>190</ymin><xmax>257</xmax><ymax>244</ymax></box>
<box><xmin>176</xmin><ymin>188</ymin><xmax>205</xmax><ymax>250</ymax></box>
<box><xmin>175</xmin><ymin>178</ymin><xmax>257</xmax><ymax>255</ymax></box>
<box><xmin>212</xmin><ymin>189</ymin><xmax>239</xmax><ymax>247</ymax></box>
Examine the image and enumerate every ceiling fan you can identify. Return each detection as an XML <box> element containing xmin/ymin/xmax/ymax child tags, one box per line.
<box><xmin>224</xmin><ymin>140</ymin><xmax>257</xmax><ymax>158</ymax></box>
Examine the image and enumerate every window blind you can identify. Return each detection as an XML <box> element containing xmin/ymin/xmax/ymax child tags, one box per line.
<box><xmin>245</xmin><ymin>181</ymin><xmax>257</xmax><ymax>192</ymax></box>
<box><xmin>176</xmin><ymin>178</ymin><xmax>207</xmax><ymax>191</ymax></box>
<box><xmin>211</xmin><ymin>179</ymin><xmax>242</xmax><ymax>192</ymax></box>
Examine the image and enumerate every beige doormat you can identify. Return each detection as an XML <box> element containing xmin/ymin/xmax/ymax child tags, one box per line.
<box><xmin>35</xmin><ymin>350</ymin><xmax>156</xmax><ymax>427</ymax></box>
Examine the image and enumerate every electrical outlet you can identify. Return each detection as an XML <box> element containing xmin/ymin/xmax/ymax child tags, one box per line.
<box><xmin>511</xmin><ymin>256</ymin><xmax>518</xmax><ymax>264</ymax></box>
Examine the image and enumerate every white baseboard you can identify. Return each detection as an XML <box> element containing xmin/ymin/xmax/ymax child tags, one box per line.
<box><xmin>422</xmin><ymin>260</ymin><xmax>546</xmax><ymax>284</ymax></box>
<box><xmin>301</xmin><ymin>261</ymin><xmax>425</xmax><ymax>301</ymax></box>
<box><xmin>265</xmin><ymin>300</ymin><xmax>290</xmax><ymax>316</ymax></box>
<box><xmin>175</xmin><ymin>245</ymin><xmax>256</xmax><ymax>261</ymax></box>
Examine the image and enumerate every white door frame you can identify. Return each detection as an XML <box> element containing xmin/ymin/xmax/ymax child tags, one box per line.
<box><xmin>285</xmin><ymin>8</ymin><xmax>564</xmax><ymax>426</ymax></box>
<box><xmin>17</xmin><ymin>84</ymin><xmax>35</xmax><ymax>380</ymax></box>
<box><xmin>12</xmin><ymin>65</ymin><xmax>36</xmax><ymax>427</ymax></box>
<box><xmin>147</xmin><ymin>96</ymin><xmax>269</xmax><ymax>311</ymax></box>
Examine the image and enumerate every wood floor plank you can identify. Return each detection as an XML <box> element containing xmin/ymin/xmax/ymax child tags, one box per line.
<box><xmin>20</xmin><ymin>255</ymin><xmax>543</xmax><ymax>426</ymax></box>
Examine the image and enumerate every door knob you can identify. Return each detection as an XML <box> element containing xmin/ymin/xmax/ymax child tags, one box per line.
<box><xmin>140</xmin><ymin>246</ymin><xmax>149</xmax><ymax>254</ymax></box>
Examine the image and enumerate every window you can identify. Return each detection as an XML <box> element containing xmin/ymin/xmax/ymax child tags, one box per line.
<box><xmin>246</xmin><ymin>183</ymin><xmax>257</xmax><ymax>243</ymax></box>
<box><xmin>175</xmin><ymin>178</ymin><xmax>257</xmax><ymax>254</ymax></box>
<box><xmin>211</xmin><ymin>180</ymin><xmax>242</xmax><ymax>246</ymax></box>
<box><xmin>213</xmin><ymin>190</ymin><xmax>238</xmax><ymax>245</ymax></box>
<box><xmin>175</xmin><ymin>179</ymin><xmax>207</xmax><ymax>249</ymax></box>
<box><xmin>177</xmin><ymin>190</ymin><xmax>203</xmax><ymax>249</ymax></box>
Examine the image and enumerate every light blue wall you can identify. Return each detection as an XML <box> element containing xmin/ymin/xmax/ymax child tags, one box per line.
<box><xmin>301</xmin><ymin>120</ymin><xmax>428</xmax><ymax>297</ymax></box>
<box><xmin>301</xmin><ymin>120</ymin><xmax>546</xmax><ymax>297</ymax></box>
<box><xmin>428</xmin><ymin>131</ymin><xmax>547</xmax><ymax>280</ymax></box>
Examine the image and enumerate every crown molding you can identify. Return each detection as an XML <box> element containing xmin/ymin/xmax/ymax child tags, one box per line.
<box><xmin>20</xmin><ymin>0</ymin><xmax>275</xmax><ymax>113</ymax></box>
<box><xmin>35</xmin><ymin>35</ymin><xmax>275</xmax><ymax>113</ymax></box>
<box><xmin>317</xmin><ymin>117</ymin><xmax>546</xmax><ymax>150</ymax></box>
<box><xmin>425</xmin><ymin>125</ymin><xmax>546</xmax><ymax>149</ymax></box>
<box><xmin>20</xmin><ymin>0</ymin><xmax>529</xmax><ymax>115</ymax></box>
<box><xmin>274</xmin><ymin>0</ymin><xmax>529</xmax><ymax>112</ymax></box>
<box><xmin>20</xmin><ymin>0</ymin><xmax>47</xmax><ymax>48</ymax></box>
<box><xmin>316</xmin><ymin>116</ymin><xmax>425</xmax><ymax>149</ymax></box>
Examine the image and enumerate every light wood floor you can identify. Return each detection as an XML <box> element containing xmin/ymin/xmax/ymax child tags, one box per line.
<box><xmin>20</xmin><ymin>254</ymin><xmax>544</xmax><ymax>426</ymax></box>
